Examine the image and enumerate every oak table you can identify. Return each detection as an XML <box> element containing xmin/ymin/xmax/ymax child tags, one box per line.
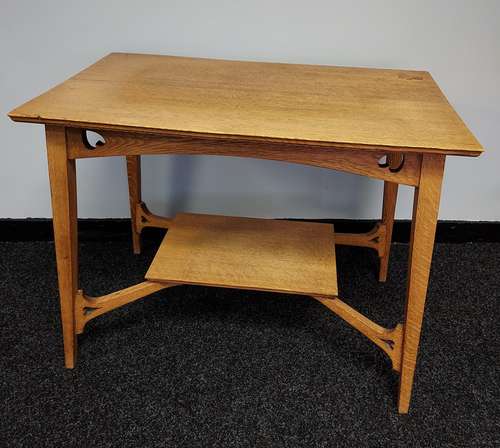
<box><xmin>8</xmin><ymin>53</ymin><xmax>483</xmax><ymax>413</ymax></box>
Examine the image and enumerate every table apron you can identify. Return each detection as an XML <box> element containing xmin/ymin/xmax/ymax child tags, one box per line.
<box><xmin>67</xmin><ymin>128</ymin><xmax>422</xmax><ymax>186</ymax></box>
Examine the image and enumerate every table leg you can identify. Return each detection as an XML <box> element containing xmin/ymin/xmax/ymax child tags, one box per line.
<box><xmin>126</xmin><ymin>155</ymin><xmax>142</xmax><ymax>254</ymax></box>
<box><xmin>379</xmin><ymin>181</ymin><xmax>399</xmax><ymax>282</ymax></box>
<box><xmin>398</xmin><ymin>154</ymin><xmax>445</xmax><ymax>413</ymax></box>
<box><xmin>46</xmin><ymin>125</ymin><xmax>79</xmax><ymax>368</ymax></box>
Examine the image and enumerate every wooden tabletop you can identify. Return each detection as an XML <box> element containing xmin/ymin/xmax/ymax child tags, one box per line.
<box><xmin>9</xmin><ymin>52</ymin><xmax>482</xmax><ymax>156</ymax></box>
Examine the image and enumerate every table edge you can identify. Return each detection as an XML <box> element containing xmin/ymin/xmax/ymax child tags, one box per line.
<box><xmin>7</xmin><ymin>113</ymin><xmax>484</xmax><ymax>157</ymax></box>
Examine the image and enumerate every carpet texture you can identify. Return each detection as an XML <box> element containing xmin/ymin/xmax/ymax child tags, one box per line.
<box><xmin>1</xmin><ymin>238</ymin><xmax>499</xmax><ymax>447</ymax></box>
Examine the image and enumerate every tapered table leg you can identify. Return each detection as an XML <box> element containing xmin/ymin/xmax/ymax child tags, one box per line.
<box><xmin>379</xmin><ymin>181</ymin><xmax>399</xmax><ymax>282</ymax></box>
<box><xmin>398</xmin><ymin>154</ymin><xmax>445</xmax><ymax>413</ymax></box>
<box><xmin>46</xmin><ymin>125</ymin><xmax>79</xmax><ymax>368</ymax></box>
<box><xmin>126</xmin><ymin>155</ymin><xmax>142</xmax><ymax>254</ymax></box>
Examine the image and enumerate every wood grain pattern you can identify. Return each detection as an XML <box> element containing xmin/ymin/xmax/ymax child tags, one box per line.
<box><xmin>335</xmin><ymin>223</ymin><xmax>386</xmax><ymax>257</ymax></box>
<box><xmin>9</xmin><ymin>53</ymin><xmax>482</xmax><ymax>156</ymax></box>
<box><xmin>146</xmin><ymin>213</ymin><xmax>338</xmax><ymax>297</ymax></box>
<box><xmin>45</xmin><ymin>125</ymin><xmax>78</xmax><ymax>368</ymax></box>
<box><xmin>314</xmin><ymin>296</ymin><xmax>403</xmax><ymax>372</ymax></box>
<box><xmin>398</xmin><ymin>154</ymin><xmax>445</xmax><ymax>414</ymax></box>
<box><xmin>126</xmin><ymin>156</ymin><xmax>142</xmax><ymax>254</ymax></box>
<box><xmin>379</xmin><ymin>179</ymin><xmax>399</xmax><ymax>282</ymax></box>
<box><xmin>66</xmin><ymin>128</ymin><xmax>422</xmax><ymax>186</ymax></box>
<box><xmin>75</xmin><ymin>281</ymin><xmax>172</xmax><ymax>334</ymax></box>
<box><xmin>9</xmin><ymin>53</ymin><xmax>479</xmax><ymax>414</ymax></box>
<box><xmin>136</xmin><ymin>201</ymin><xmax>172</xmax><ymax>231</ymax></box>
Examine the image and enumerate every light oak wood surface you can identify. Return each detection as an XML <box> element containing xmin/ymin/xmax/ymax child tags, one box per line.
<box><xmin>314</xmin><ymin>296</ymin><xmax>403</xmax><ymax>372</ymax></box>
<box><xmin>146</xmin><ymin>213</ymin><xmax>338</xmax><ymax>297</ymax></box>
<box><xmin>66</xmin><ymin>128</ymin><xmax>423</xmax><ymax>186</ymax></box>
<box><xmin>9</xmin><ymin>53</ymin><xmax>482</xmax><ymax>156</ymax></box>
<box><xmin>398</xmin><ymin>154</ymin><xmax>445</xmax><ymax>413</ymax></box>
<box><xmin>9</xmin><ymin>52</ymin><xmax>484</xmax><ymax>414</ymax></box>
<box><xmin>126</xmin><ymin>155</ymin><xmax>142</xmax><ymax>254</ymax></box>
<box><xmin>379</xmin><ymin>179</ymin><xmax>399</xmax><ymax>282</ymax></box>
<box><xmin>45</xmin><ymin>125</ymin><xmax>78</xmax><ymax>368</ymax></box>
<box><xmin>75</xmin><ymin>281</ymin><xmax>172</xmax><ymax>334</ymax></box>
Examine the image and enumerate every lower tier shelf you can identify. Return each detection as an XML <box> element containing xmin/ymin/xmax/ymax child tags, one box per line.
<box><xmin>145</xmin><ymin>213</ymin><xmax>338</xmax><ymax>297</ymax></box>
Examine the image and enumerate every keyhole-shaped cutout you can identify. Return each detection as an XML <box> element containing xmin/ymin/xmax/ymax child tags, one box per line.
<box><xmin>378</xmin><ymin>154</ymin><xmax>405</xmax><ymax>173</ymax></box>
<box><xmin>82</xmin><ymin>130</ymin><xmax>106</xmax><ymax>149</ymax></box>
<box><xmin>378</xmin><ymin>155</ymin><xmax>388</xmax><ymax>168</ymax></box>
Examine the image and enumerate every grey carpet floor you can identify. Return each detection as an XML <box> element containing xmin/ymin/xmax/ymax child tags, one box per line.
<box><xmin>1</xmin><ymin>239</ymin><xmax>499</xmax><ymax>447</ymax></box>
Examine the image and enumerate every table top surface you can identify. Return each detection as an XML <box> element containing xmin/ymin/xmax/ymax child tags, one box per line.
<box><xmin>9</xmin><ymin>52</ymin><xmax>482</xmax><ymax>156</ymax></box>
